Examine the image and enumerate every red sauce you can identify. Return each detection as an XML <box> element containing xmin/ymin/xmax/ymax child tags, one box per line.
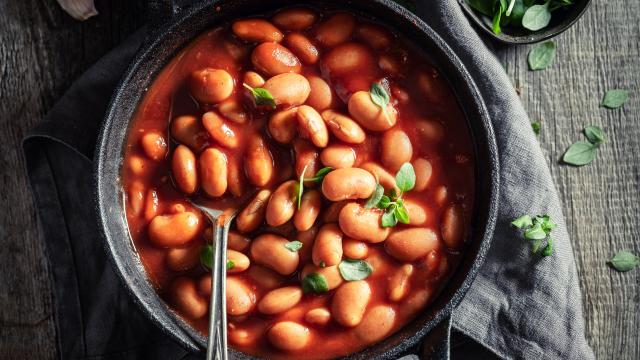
<box><xmin>121</xmin><ymin>8</ymin><xmax>474</xmax><ymax>359</ymax></box>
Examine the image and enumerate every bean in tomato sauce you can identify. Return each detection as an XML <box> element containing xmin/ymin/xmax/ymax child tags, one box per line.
<box><xmin>122</xmin><ymin>7</ymin><xmax>474</xmax><ymax>359</ymax></box>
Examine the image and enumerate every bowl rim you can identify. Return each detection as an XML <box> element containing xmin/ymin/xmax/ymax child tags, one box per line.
<box><xmin>94</xmin><ymin>0</ymin><xmax>500</xmax><ymax>358</ymax></box>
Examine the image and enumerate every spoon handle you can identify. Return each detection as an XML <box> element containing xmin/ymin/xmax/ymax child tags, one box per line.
<box><xmin>205</xmin><ymin>222</ymin><xmax>224</xmax><ymax>360</ymax></box>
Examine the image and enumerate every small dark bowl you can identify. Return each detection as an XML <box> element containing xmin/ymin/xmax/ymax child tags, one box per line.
<box><xmin>458</xmin><ymin>0</ymin><xmax>592</xmax><ymax>44</ymax></box>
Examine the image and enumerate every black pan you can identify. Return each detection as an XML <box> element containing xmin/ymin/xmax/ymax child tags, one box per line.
<box><xmin>94</xmin><ymin>0</ymin><xmax>500</xmax><ymax>359</ymax></box>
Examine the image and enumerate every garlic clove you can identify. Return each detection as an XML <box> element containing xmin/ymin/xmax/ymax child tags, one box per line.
<box><xmin>57</xmin><ymin>0</ymin><xmax>98</xmax><ymax>21</ymax></box>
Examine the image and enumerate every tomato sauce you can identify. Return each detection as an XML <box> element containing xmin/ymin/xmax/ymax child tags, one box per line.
<box><xmin>121</xmin><ymin>7</ymin><xmax>475</xmax><ymax>359</ymax></box>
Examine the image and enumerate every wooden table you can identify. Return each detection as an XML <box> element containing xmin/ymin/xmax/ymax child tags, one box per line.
<box><xmin>1</xmin><ymin>0</ymin><xmax>638</xmax><ymax>358</ymax></box>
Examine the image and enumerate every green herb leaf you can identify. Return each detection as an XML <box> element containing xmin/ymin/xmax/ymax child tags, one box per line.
<box><xmin>285</xmin><ymin>240</ymin><xmax>303</xmax><ymax>252</ymax></box>
<box><xmin>311</xmin><ymin>167</ymin><xmax>333</xmax><ymax>182</ymax></box>
<box><xmin>492</xmin><ymin>7</ymin><xmax>503</xmax><ymax>35</ymax></box>
<box><xmin>524</xmin><ymin>222</ymin><xmax>547</xmax><ymax>240</ymax></box>
<box><xmin>243</xmin><ymin>83</ymin><xmax>276</xmax><ymax>109</ymax></box>
<box><xmin>200</xmin><ymin>245</ymin><xmax>213</xmax><ymax>269</ymax></box>
<box><xmin>227</xmin><ymin>260</ymin><xmax>235</xmax><ymax>270</ymax></box>
<box><xmin>512</xmin><ymin>215</ymin><xmax>533</xmax><ymax>229</ymax></box>
<box><xmin>536</xmin><ymin>215</ymin><xmax>556</xmax><ymax>233</ymax></box>
<box><xmin>541</xmin><ymin>237</ymin><xmax>553</xmax><ymax>256</ymax></box>
<box><xmin>522</xmin><ymin>2</ymin><xmax>551</xmax><ymax>31</ymax></box>
<box><xmin>563</xmin><ymin>141</ymin><xmax>599</xmax><ymax>166</ymax></box>
<box><xmin>584</xmin><ymin>125</ymin><xmax>605</xmax><ymax>145</ymax></box>
<box><xmin>608</xmin><ymin>251</ymin><xmax>640</xmax><ymax>272</ymax></box>
<box><xmin>378</xmin><ymin>195</ymin><xmax>392</xmax><ymax>209</ymax></box>
<box><xmin>365</xmin><ymin>184</ymin><xmax>385</xmax><ymax>209</ymax></box>
<box><xmin>370</xmin><ymin>83</ymin><xmax>390</xmax><ymax>110</ymax></box>
<box><xmin>338</xmin><ymin>259</ymin><xmax>373</xmax><ymax>281</ymax></box>
<box><xmin>301</xmin><ymin>272</ymin><xmax>329</xmax><ymax>293</ymax></box>
<box><xmin>395</xmin><ymin>163</ymin><xmax>416</xmax><ymax>193</ymax></box>
<box><xmin>528</xmin><ymin>41</ymin><xmax>556</xmax><ymax>70</ymax></box>
<box><xmin>297</xmin><ymin>165</ymin><xmax>308</xmax><ymax>209</ymax></box>
<box><xmin>531</xmin><ymin>238</ymin><xmax>542</xmax><ymax>253</ymax></box>
<box><xmin>381</xmin><ymin>207</ymin><xmax>398</xmax><ymax>228</ymax></box>
<box><xmin>531</xmin><ymin>122</ymin><xmax>541</xmax><ymax>135</ymax></box>
<box><xmin>395</xmin><ymin>205</ymin><xmax>410</xmax><ymax>224</ymax></box>
<box><xmin>601</xmin><ymin>89</ymin><xmax>629</xmax><ymax>109</ymax></box>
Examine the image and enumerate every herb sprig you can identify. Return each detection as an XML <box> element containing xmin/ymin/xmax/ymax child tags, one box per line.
<box><xmin>511</xmin><ymin>214</ymin><xmax>556</xmax><ymax>256</ymax></box>
<box><xmin>563</xmin><ymin>125</ymin><xmax>605</xmax><ymax>166</ymax></box>
<box><xmin>243</xmin><ymin>83</ymin><xmax>276</xmax><ymax>109</ymax></box>
<box><xmin>296</xmin><ymin>166</ymin><xmax>333</xmax><ymax>209</ymax></box>
<box><xmin>365</xmin><ymin>162</ymin><xmax>416</xmax><ymax>228</ymax></box>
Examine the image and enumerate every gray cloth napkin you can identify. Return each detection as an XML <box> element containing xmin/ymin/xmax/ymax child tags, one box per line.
<box><xmin>418</xmin><ymin>1</ymin><xmax>595</xmax><ymax>359</ymax></box>
<box><xmin>21</xmin><ymin>1</ymin><xmax>594</xmax><ymax>359</ymax></box>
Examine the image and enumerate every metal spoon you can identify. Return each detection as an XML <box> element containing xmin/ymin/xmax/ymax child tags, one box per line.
<box><xmin>189</xmin><ymin>202</ymin><xmax>237</xmax><ymax>360</ymax></box>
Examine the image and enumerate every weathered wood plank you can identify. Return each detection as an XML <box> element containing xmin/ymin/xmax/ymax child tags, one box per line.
<box><xmin>495</xmin><ymin>1</ymin><xmax>640</xmax><ymax>359</ymax></box>
<box><xmin>0</xmin><ymin>0</ymin><xmax>145</xmax><ymax>358</ymax></box>
<box><xmin>0</xmin><ymin>0</ymin><xmax>638</xmax><ymax>358</ymax></box>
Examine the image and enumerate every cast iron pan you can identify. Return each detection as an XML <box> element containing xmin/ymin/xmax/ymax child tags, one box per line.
<box><xmin>95</xmin><ymin>0</ymin><xmax>500</xmax><ymax>358</ymax></box>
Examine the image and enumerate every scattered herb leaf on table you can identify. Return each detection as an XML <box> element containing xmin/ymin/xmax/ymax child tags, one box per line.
<box><xmin>528</xmin><ymin>41</ymin><xmax>556</xmax><ymax>71</ymax></box>
<box><xmin>608</xmin><ymin>251</ymin><xmax>640</xmax><ymax>272</ymax></box>
<box><xmin>601</xmin><ymin>89</ymin><xmax>629</xmax><ymax>109</ymax></box>
<box><xmin>563</xmin><ymin>125</ymin><xmax>606</xmax><ymax>166</ymax></box>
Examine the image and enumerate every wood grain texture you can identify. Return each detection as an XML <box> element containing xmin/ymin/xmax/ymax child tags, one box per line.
<box><xmin>494</xmin><ymin>1</ymin><xmax>640</xmax><ymax>359</ymax></box>
<box><xmin>0</xmin><ymin>0</ymin><xmax>637</xmax><ymax>359</ymax></box>
<box><xmin>0</xmin><ymin>0</ymin><xmax>145</xmax><ymax>359</ymax></box>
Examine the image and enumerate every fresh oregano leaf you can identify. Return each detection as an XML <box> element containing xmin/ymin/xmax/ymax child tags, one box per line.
<box><xmin>227</xmin><ymin>260</ymin><xmax>235</xmax><ymax>270</ymax></box>
<box><xmin>563</xmin><ymin>141</ymin><xmax>599</xmax><ymax>166</ymax></box>
<box><xmin>395</xmin><ymin>163</ymin><xmax>416</xmax><ymax>193</ymax></box>
<box><xmin>492</xmin><ymin>6</ymin><xmax>504</xmax><ymax>35</ymax></box>
<box><xmin>381</xmin><ymin>207</ymin><xmax>398</xmax><ymax>228</ymax></box>
<box><xmin>285</xmin><ymin>240</ymin><xmax>303</xmax><ymax>252</ymax></box>
<box><xmin>528</xmin><ymin>41</ymin><xmax>556</xmax><ymax>70</ymax></box>
<box><xmin>243</xmin><ymin>83</ymin><xmax>276</xmax><ymax>109</ymax></box>
<box><xmin>531</xmin><ymin>122</ymin><xmax>541</xmax><ymax>135</ymax></box>
<box><xmin>522</xmin><ymin>2</ymin><xmax>551</xmax><ymax>31</ymax></box>
<box><xmin>338</xmin><ymin>259</ymin><xmax>373</xmax><ymax>281</ymax></box>
<box><xmin>532</xmin><ymin>238</ymin><xmax>543</xmax><ymax>253</ymax></box>
<box><xmin>297</xmin><ymin>165</ymin><xmax>308</xmax><ymax>209</ymax></box>
<box><xmin>310</xmin><ymin>167</ymin><xmax>333</xmax><ymax>182</ymax></box>
<box><xmin>200</xmin><ymin>245</ymin><xmax>213</xmax><ymax>269</ymax></box>
<box><xmin>541</xmin><ymin>237</ymin><xmax>553</xmax><ymax>257</ymax></box>
<box><xmin>370</xmin><ymin>82</ymin><xmax>390</xmax><ymax>110</ymax></box>
<box><xmin>301</xmin><ymin>273</ymin><xmax>329</xmax><ymax>293</ymax></box>
<box><xmin>601</xmin><ymin>89</ymin><xmax>629</xmax><ymax>109</ymax></box>
<box><xmin>365</xmin><ymin>184</ymin><xmax>385</xmax><ymax>209</ymax></box>
<box><xmin>512</xmin><ymin>215</ymin><xmax>533</xmax><ymax>229</ymax></box>
<box><xmin>524</xmin><ymin>222</ymin><xmax>547</xmax><ymax>240</ymax></box>
<box><xmin>378</xmin><ymin>195</ymin><xmax>392</xmax><ymax>209</ymax></box>
<box><xmin>395</xmin><ymin>205</ymin><xmax>410</xmax><ymax>224</ymax></box>
<box><xmin>536</xmin><ymin>215</ymin><xmax>556</xmax><ymax>233</ymax></box>
<box><xmin>608</xmin><ymin>251</ymin><xmax>640</xmax><ymax>272</ymax></box>
<box><xmin>584</xmin><ymin>125</ymin><xmax>605</xmax><ymax>145</ymax></box>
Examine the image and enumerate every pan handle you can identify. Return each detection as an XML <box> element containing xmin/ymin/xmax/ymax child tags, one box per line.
<box><xmin>421</xmin><ymin>315</ymin><xmax>452</xmax><ymax>360</ymax></box>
